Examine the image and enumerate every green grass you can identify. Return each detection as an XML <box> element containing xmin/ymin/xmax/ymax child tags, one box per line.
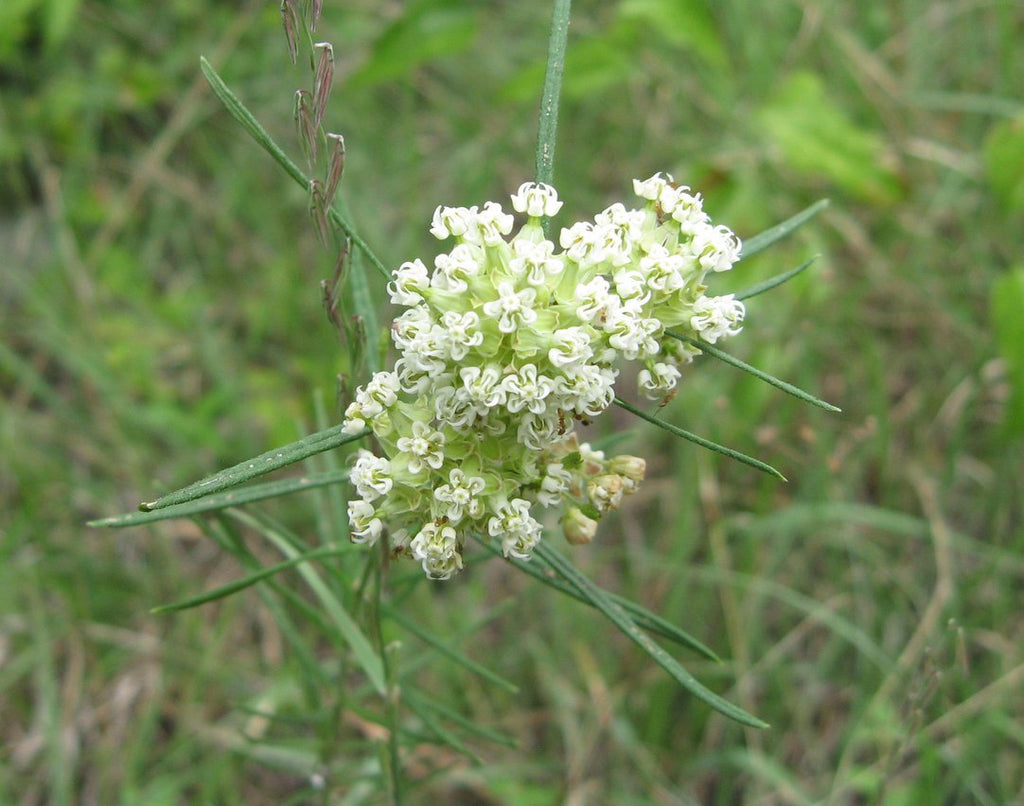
<box><xmin>3</xmin><ymin>0</ymin><xmax>1023</xmax><ymax>803</ymax></box>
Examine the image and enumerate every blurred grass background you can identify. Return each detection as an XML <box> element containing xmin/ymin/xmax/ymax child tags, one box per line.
<box><xmin>2</xmin><ymin>0</ymin><xmax>1023</xmax><ymax>803</ymax></box>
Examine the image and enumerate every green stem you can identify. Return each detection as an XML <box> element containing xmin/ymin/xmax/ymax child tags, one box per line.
<box><xmin>535</xmin><ymin>0</ymin><xmax>572</xmax><ymax>195</ymax></box>
<box><xmin>374</xmin><ymin>548</ymin><xmax>404</xmax><ymax>804</ymax></box>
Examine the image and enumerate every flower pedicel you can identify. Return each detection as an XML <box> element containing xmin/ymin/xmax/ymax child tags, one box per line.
<box><xmin>344</xmin><ymin>174</ymin><xmax>744</xmax><ymax>578</ymax></box>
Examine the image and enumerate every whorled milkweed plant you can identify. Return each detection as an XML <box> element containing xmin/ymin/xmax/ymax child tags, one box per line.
<box><xmin>94</xmin><ymin>0</ymin><xmax>837</xmax><ymax>799</ymax></box>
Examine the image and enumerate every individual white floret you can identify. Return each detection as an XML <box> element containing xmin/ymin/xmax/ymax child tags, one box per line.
<box><xmin>509</xmin><ymin>238</ymin><xmax>564</xmax><ymax>287</ymax></box>
<box><xmin>639</xmin><ymin>244</ymin><xmax>689</xmax><ymax>294</ymax></box>
<box><xmin>510</xmin><ymin>181</ymin><xmax>563</xmax><ymax>218</ymax></box>
<box><xmin>536</xmin><ymin>462</ymin><xmax>573</xmax><ymax>507</ymax></box>
<box><xmin>350</xmin><ymin>449</ymin><xmax>394</xmax><ymax>502</ymax></box>
<box><xmin>348</xmin><ymin>500</ymin><xmax>383</xmax><ymax>545</ymax></box>
<box><xmin>342</xmin><ymin>371</ymin><xmax>401</xmax><ymax>432</ymax></box>
<box><xmin>433</xmin><ymin>384</ymin><xmax>478</xmax><ymax>429</ymax></box>
<box><xmin>559</xmin><ymin>221</ymin><xmax>604</xmax><ymax>266</ymax></box>
<box><xmin>612</xmin><ymin>267</ymin><xmax>651</xmax><ymax>303</ymax></box>
<box><xmin>470</xmin><ymin>201</ymin><xmax>515</xmax><ymax>246</ymax></box>
<box><xmin>638</xmin><ymin>361</ymin><xmax>682</xmax><ymax>400</ymax></box>
<box><xmin>501</xmin><ymin>363</ymin><xmax>555</xmax><ymax>415</ymax></box>
<box><xmin>411</xmin><ymin>522</ymin><xmax>463</xmax><ymax>579</ymax></box>
<box><xmin>430</xmin><ymin>205</ymin><xmax>477</xmax><ymax>241</ymax></box>
<box><xmin>388</xmin><ymin>259</ymin><xmax>430</xmax><ymax>306</ymax></box>
<box><xmin>574</xmin><ymin>276</ymin><xmax>620</xmax><ymax>324</ymax></box>
<box><xmin>667</xmin><ymin>189</ymin><xmax>708</xmax><ymax>234</ymax></box>
<box><xmin>594</xmin><ymin>203</ymin><xmax>645</xmax><ymax>266</ymax></box>
<box><xmin>481</xmin><ymin>281</ymin><xmax>538</xmax><ymax>333</ymax></box>
<box><xmin>433</xmin><ymin>468</ymin><xmax>486</xmax><ymax>524</ymax></box>
<box><xmin>548</xmin><ymin>326</ymin><xmax>594</xmax><ymax>369</ymax></box>
<box><xmin>555</xmin><ymin>364</ymin><xmax>617</xmax><ymax>417</ymax></box>
<box><xmin>691</xmin><ymin>223</ymin><xmax>741</xmax><ymax>273</ymax></box>
<box><xmin>460</xmin><ymin>364</ymin><xmax>507</xmax><ymax>411</ymax></box>
<box><xmin>515</xmin><ymin>411</ymin><xmax>563</xmax><ymax>451</ymax></box>
<box><xmin>391</xmin><ymin>306</ymin><xmax>435</xmax><ymax>352</ymax></box>
<box><xmin>690</xmin><ymin>294</ymin><xmax>745</xmax><ymax>343</ymax></box>
<box><xmin>487</xmin><ymin>498</ymin><xmax>543</xmax><ymax>560</ymax></box>
<box><xmin>633</xmin><ymin>172</ymin><xmax>674</xmax><ymax>202</ymax></box>
<box><xmin>396</xmin><ymin>420</ymin><xmax>446</xmax><ymax>475</ymax></box>
<box><xmin>604</xmin><ymin>310</ymin><xmax>662</xmax><ymax>360</ymax></box>
<box><xmin>439</xmin><ymin>310</ymin><xmax>483</xmax><ymax>360</ymax></box>
<box><xmin>432</xmin><ymin>244</ymin><xmax>482</xmax><ymax>293</ymax></box>
<box><xmin>395</xmin><ymin>357</ymin><xmax>447</xmax><ymax>396</ymax></box>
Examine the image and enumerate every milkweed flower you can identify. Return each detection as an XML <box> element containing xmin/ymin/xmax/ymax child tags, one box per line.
<box><xmin>344</xmin><ymin>175</ymin><xmax>744</xmax><ymax>578</ymax></box>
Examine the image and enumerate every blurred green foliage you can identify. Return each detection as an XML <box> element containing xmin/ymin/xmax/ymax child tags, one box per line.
<box><xmin>3</xmin><ymin>0</ymin><xmax>1023</xmax><ymax>803</ymax></box>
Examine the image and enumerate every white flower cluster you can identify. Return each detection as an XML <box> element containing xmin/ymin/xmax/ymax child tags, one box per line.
<box><xmin>344</xmin><ymin>174</ymin><xmax>744</xmax><ymax>578</ymax></box>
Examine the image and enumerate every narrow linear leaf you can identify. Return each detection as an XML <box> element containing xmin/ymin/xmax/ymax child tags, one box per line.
<box><xmin>230</xmin><ymin>509</ymin><xmax>386</xmax><ymax>695</ymax></box>
<box><xmin>347</xmin><ymin>249</ymin><xmax>382</xmax><ymax>375</ymax></box>
<box><xmin>199</xmin><ymin>57</ymin><xmax>389</xmax><ymax>282</ymax></box>
<box><xmin>385</xmin><ymin>606</ymin><xmax>519</xmax><ymax>694</ymax></box>
<box><xmin>151</xmin><ymin>546</ymin><xmax>348</xmax><ymax>613</ymax></box>
<box><xmin>139</xmin><ymin>426</ymin><xmax>370</xmax><ymax>511</ymax></box>
<box><xmin>740</xmin><ymin>199</ymin><xmax>829</xmax><ymax>259</ymax></box>
<box><xmin>404</xmin><ymin>688</ymin><xmax>518</xmax><ymax>749</ymax></box>
<box><xmin>734</xmin><ymin>256</ymin><xmax>818</xmax><ymax>301</ymax></box>
<box><xmin>473</xmin><ymin>535</ymin><xmax>719</xmax><ymax>661</ymax></box>
<box><xmin>614</xmin><ymin>396</ymin><xmax>786</xmax><ymax>481</ymax></box>
<box><xmin>690</xmin><ymin>566</ymin><xmax>892</xmax><ymax>672</ymax></box>
<box><xmin>402</xmin><ymin>693</ymin><xmax>483</xmax><ymax>765</ymax></box>
<box><xmin>535</xmin><ymin>542</ymin><xmax>768</xmax><ymax>728</ymax></box>
<box><xmin>91</xmin><ymin>469</ymin><xmax>350</xmax><ymax>528</ymax></box>
<box><xmin>666</xmin><ymin>331</ymin><xmax>841</xmax><ymax>412</ymax></box>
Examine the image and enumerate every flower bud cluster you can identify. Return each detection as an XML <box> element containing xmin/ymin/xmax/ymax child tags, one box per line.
<box><xmin>343</xmin><ymin>175</ymin><xmax>743</xmax><ymax>578</ymax></box>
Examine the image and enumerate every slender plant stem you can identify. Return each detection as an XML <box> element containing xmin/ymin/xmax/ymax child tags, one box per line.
<box><xmin>535</xmin><ymin>0</ymin><xmax>572</xmax><ymax>198</ymax></box>
<box><xmin>373</xmin><ymin>545</ymin><xmax>404</xmax><ymax>804</ymax></box>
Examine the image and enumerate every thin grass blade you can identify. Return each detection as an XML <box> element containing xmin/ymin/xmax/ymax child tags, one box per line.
<box><xmin>199</xmin><ymin>57</ymin><xmax>389</xmax><ymax>281</ymax></box>
<box><xmin>230</xmin><ymin>510</ymin><xmax>387</xmax><ymax>695</ymax></box>
<box><xmin>346</xmin><ymin>250</ymin><xmax>382</xmax><ymax>375</ymax></box>
<box><xmin>151</xmin><ymin>546</ymin><xmax>347</xmax><ymax>613</ymax></box>
<box><xmin>613</xmin><ymin>397</ymin><xmax>786</xmax><ymax>481</ymax></box>
<box><xmin>138</xmin><ymin>426</ymin><xmax>369</xmax><ymax>511</ymax></box>
<box><xmin>91</xmin><ymin>469</ymin><xmax>350</xmax><ymax>527</ymax></box>
<box><xmin>473</xmin><ymin>535</ymin><xmax>720</xmax><ymax>661</ymax></box>
<box><xmin>740</xmin><ymin>199</ymin><xmax>829</xmax><ymax>259</ymax></box>
<box><xmin>734</xmin><ymin>256</ymin><xmax>818</xmax><ymax>301</ymax></box>
<box><xmin>666</xmin><ymin>331</ymin><xmax>841</xmax><ymax>412</ymax></box>
<box><xmin>534</xmin><ymin>542</ymin><xmax>768</xmax><ymax>728</ymax></box>
<box><xmin>404</xmin><ymin>688</ymin><xmax>518</xmax><ymax>749</ymax></box>
<box><xmin>384</xmin><ymin>606</ymin><xmax>519</xmax><ymax>694</ymax></box>
<box><xmin>402</xmin><ymin>693</ymin><xmax>484</xmax><ymax>764</ymax></box>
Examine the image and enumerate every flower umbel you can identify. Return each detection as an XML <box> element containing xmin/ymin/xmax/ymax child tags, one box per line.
<box><xmin>345</xmin><ymin>175</ymin><xmax>744</xmax><ymax>578</ymax></box>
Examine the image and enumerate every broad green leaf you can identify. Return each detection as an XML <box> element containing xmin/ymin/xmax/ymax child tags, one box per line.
<box><xmin>758</xmin><ymin>72</ymin><xmax>903</xmax><ymax>204</ymax></box>
<box><xmin>618</xmin><ymin>0</ymin><xmax>726</xmax><ymax>67</ymax></box>
<box><xmin>614</xmin><ymin>396</ymin><xmax>786</xmax><ymax>481</ymax></box>
<box><xmin>991</xmin><ymin>266</ymin><xmax>1024</xmax><ymax>437</ymax></box>
<box><xmin>535</xmin><ymin>542</ymin><xmax>768</xmax><ymax>728</ymax></box>
<box><xmin>984</xmin><ymin>115</ymin><xmax>1024</xmax><ymax>214</ymax></box>
<box><xmin>666</xmin><ymin>331</ymin><xmax>841</xmax><ymax>411</ymax></box>
<box><xmin>348</xmin><ymin>1</ymin><xmax>479</xmax><ymax>88</ymax></box>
